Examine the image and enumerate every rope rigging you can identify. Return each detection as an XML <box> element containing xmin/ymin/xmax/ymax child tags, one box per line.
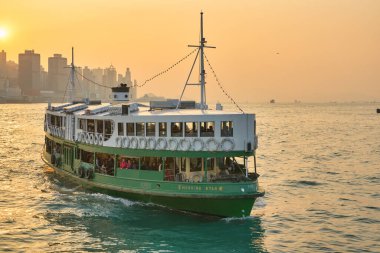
<box><xmin>204</xmin><ymin>53</ymin><xmax>244</xmax><ymax>113</ymax></box>
<box><xmin>134</xmin><ymin>48</ymin><xmax>197</xmax><ymax>88</ymax></box>
<box><xmin>73</xmin><ymin>48</ymin><xmax>197</xmax><ymax>90</ymax></box>
<box><xmin>75</xmin><ymin>69</ymin><xmax>110</xmax><ymax>89</ymax></box>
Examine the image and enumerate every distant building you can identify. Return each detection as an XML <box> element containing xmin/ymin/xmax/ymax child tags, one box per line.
<box><xmin>48</xmin><ymin>54</ymin><xmax>68</xmax><ymax>94</ymax></box>
<box><xmin>103</xmin><ymin>65</ymin><xmax>117</xmax><ymax>86</ymax></box>
<box><xmin>125</xmin><ymin>68</ymin><xmax>132</xmax><ymax>86</ymax></box>
<box><xmin>92</xmin><ymin>67</ymin><xmax>104</xmax><ymax>99</ymax></box>
<box><xmin>40</xmin><ymin>66</ymin><xmax>48</xmax><ymax>90</ymax></box>
<box><xmin>0</xmin><ymin>50</ymin><xmax>6</xmax><ymax>78</ymax></box>
<box><xmin>18</xmin><ymin>50</ymin><xmax>41</xmax><ymax>96</ymax></box>
<box><xmin>6</xmin><ymin>60</ymin><xmax>18</xmax><ymax>88</ymax></box>
<box><xmin>117</xmin><ymin>73</ymin><xmax>124</xmax><ymax>84</ymax></box>
<box><xmin>83</xmin><ymin>66</ymin><xmax>96</xmax><ymax>99</ymax></box>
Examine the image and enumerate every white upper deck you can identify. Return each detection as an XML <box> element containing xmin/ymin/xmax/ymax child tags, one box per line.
<box><xmin>45</xmin><ymin>101</ymin><xmax>257</xmax><ymax>153</ymax></box>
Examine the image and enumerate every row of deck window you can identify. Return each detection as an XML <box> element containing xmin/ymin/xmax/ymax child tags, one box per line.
<box><xmin>76</xmin><ymin>118</ymin><xmax>233</xmax><ymax>138</ymax></box>
<box><xmin>117</xmin><ymin>121</ymin><xmax>233</xmax><ymax>138</ymax></box>
<box><xmin>45</xmin><ymin>114</ymin><xmax>64</xmax><ymax>128</ymax></box>
<box><xmin>78</xmin><ymin>119</ymin><xmax>114</xmax><ymax>140</ymax></box>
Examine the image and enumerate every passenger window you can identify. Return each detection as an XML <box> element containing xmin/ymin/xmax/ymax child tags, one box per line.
<box><xmin>118</xmin><ymin>122</ymin><xmax>124</xmax><ymax>136</ymax></box>
<box><xmin>126</xmin><ymin>123</ymin><xmax>135</xmax><ymax>136</ymax></box>
<box><xmin>221</xmin><ymin>121</ymin><xmax>233</xmax><ymax>137</ymax></box>
<box><xmin>171</xmin><ymin>122</ymin><xmax>183</xmax><ymax>137</ymax></box>
<box><xmin>87</xmin><ymin>119</ymin><xmax>95</xmax><ymax>133</ymax></box>
<box><xmin>95</xmin><ymin>153</ymin><xmax>115</xmax><ymax>176</ymax></box>
<box><xmin>146</xmin><ymin>122</ymin><xmax>156</xmax><ymax>136</ymax></box>
<box><xmin>96</xmin><ymin>120</ymin><xmax>103</xmax><ymax>134</ymax></box>
<box><xmin>159</xmin><ymin>122</ymin><xmax>167</xmax><ymax>137</ymax></box>
<box><xmin>190</xmin><ymin>158</ymin><xmax>202</xmax><ymax>172</ymax></box>
<box><xmin>185</xmin><ymin>122</ymin><xmax>198</xmax><ymax>137</ymax></box>
<box><xmin>104</xmin><ymin>120</ymin><xmax>113</xmax><ymax>141</ymax></box>
<box><xmin>200</xmin><ymin>122</ymin><xmax>214</xmax><ymax>137</ymax></box>
<box><xmin>79</xmin><ymin>119</ymin><xmax>86</xmax><ymax>130</ymax></box>
<box><xmin>136</xmin><ymin>122</ymin><xmax>145</xmax><ymax>136</ymax></box>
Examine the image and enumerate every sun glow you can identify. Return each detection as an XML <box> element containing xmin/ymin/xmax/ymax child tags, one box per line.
<box><xmin>0</xmin><ymin>28</ymin><xmax>8</xmax><ymax>39</ymax></box>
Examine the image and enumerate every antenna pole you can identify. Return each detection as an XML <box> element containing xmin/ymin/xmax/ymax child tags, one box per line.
<box><xmin>68</xmin><ymin>47</ymin><xmax>75</xmax><ymax>102</ymax></box>
<box><xmin>200</xmin><ymin>12</ymin><xmax>206</xmax><ymax>109</ymax></box>
<box><xmin>179</xmin><ymin>12</ymin><xmax>215</xmax><ymax>109</ymax></box>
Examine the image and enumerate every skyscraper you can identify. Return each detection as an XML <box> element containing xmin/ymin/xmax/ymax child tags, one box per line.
<box><xmin>103</xmin><ymin>65</ymin><xmax>117</xmax><ymax>86</ymax></box>
<box><xmin>0</xmin><ymin>50</ymin><xmax>6</xmax><ymax>78</ymax></box>
<box><xmin>47</xmin><ymin>54</ymin><xmax>68</xmax><ymax>94</ymax></box>
<box><xmin>18</xmin><ymin>50</ymin><xmax>41</xmax><ymax>96</ymax></box>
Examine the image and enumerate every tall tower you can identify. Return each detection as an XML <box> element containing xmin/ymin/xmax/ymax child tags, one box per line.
<box><xmin>48</xmin><ymin>54</ymin><xmax>68</xmax><ymax>94</ymax></box>
<box><xmin>0</xmin><ymin>50</ymin><xmax>6</xmax><ymax>78</ymax></box>
<box><xmin>103</xmin><ymin>65</ymin><xmax>117</xmax><ymax>86</ymax></box>
<box><xmin>18</xmin><ymin>50</ymin><xmax>41</xmax><ymax>96</ymax></box>
<box><xmin>125</xmin><ymin>67</ymin><xmax>132</xmax><ymax>86</ymax></box>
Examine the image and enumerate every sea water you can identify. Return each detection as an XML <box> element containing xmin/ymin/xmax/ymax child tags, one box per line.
<box><xmin>0</xmin><ymin>103</ymin><xmax>379</xmax><ymax>252</ymax></box>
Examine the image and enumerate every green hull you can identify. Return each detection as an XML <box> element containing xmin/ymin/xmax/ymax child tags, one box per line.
<box><xmin>42</xmin><ymin>155</ymin><xmax>264</xmax><ymax>217</ymax></box>
<box><xmin>42</xmin><ymin>133</ymin><xmax>264</xmax><ymax>217</ymax></box>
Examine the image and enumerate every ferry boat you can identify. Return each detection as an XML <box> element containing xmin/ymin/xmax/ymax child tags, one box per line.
<box><xmin>42</xmin><ymin>13</ymin><xmax>264</xmax><ymax>217</ymax></box>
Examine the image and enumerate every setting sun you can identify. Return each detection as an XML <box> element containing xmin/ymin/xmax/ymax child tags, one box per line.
<box><xmin>0</xmin><ymin>27</ymin><xmax>8</xmax><ymax>39</ymax></box>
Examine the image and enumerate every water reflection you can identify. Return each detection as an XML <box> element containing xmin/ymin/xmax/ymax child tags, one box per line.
<box><xmin>43</xmin><ymin>179</ymin><xmax>267</xmax><ymax>252</ymax></box>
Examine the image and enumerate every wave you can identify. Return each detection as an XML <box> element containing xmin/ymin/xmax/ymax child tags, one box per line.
<box><xmin>286</xmin><ymin>180</ymin><xmax>324</xmax><ymax>187</ymax></box>
<box><xmin>87</xmin><ymin>193</ymin><xmax>138</xmax><ymax>207</ymax></box>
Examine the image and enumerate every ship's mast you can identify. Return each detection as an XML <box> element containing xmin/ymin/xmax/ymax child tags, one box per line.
<box><xmin>178</xmin><ymin>12</ymin><xmax>215</xmax><ymax>109</ymax></box>
<box><xmin>68</xmin><ymin>47</ymin><xmax>75</xmax><ymax>102</ymax></box>
<box><xmin>199</xmin><ymin>12</ymin><xmax>206</xmax><ymax>108</ymax></box>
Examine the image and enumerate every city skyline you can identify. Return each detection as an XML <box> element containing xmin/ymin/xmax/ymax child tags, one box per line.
<box><xmin>0</xmin><ymin>48</ymin><xmax>136</xmax><ymax>102</ymax></box>
<box><xmin>0</xmin><ymin>1</ymin><xmax>380</xmax><ymax>103</ymax></box>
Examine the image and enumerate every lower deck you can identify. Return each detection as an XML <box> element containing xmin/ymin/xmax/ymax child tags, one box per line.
<box><xmin>43</xmin><ymin>134</ymin><xmax>264</xmax><ymax>217</ymax></box>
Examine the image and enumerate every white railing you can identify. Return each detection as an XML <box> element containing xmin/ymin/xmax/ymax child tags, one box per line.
<box><xmin>76</xmin><ymin>132</ymin><xmax>104</xmax><ymax>146</ymax></box>
<box><xmin>47</xmin><ymin>125</ymin><xmax>65</xmax><ymax>138</ymax></box>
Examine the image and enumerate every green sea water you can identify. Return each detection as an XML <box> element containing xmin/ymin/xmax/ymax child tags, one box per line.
<box><xmin>0</xmin><ymin>103</ymin><xmax>379</xmax><ymax>252</ymax></box>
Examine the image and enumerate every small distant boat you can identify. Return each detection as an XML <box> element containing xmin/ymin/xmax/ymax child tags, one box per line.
<box><xmin>41</xmin><ymin>13</ymin><xmax>264</xmax><ymax>217</ymax></box>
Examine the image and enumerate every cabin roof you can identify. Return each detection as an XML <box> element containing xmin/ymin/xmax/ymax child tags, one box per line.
<box><xmin>135</xmin><ymin>108</ymin><xmax>243</xmax><ymax>116</ymax></box>
<box><xmin>48</xmin><ymin>103</ymin><xmax>246</xmax><ymax>117</ymax></box>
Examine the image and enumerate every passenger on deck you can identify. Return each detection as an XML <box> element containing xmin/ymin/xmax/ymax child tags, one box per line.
<box><xmin>106</xmin><ymin>157</ymin><xmax>114</xmax><ymax>174</ymax></box>
<box><xmin>120</xmin><ymin>158</ymin><xmax>127</xmax><ymax>169</ymax></box>
<box><xmin>126</xmin><ymin>159</ymin><xmax>132</xmax><ymax>169</ymax></box>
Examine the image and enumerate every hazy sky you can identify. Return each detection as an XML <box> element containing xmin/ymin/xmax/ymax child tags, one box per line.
<box><xmin>0</xmin><ymin>0</ymin><xmax>379</xmax><ymax>103</ymax></box>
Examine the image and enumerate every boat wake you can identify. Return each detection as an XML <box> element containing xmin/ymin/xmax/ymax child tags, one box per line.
<box><xmin>222</xmin><ymin>216</ymin><xmax>257</xmax><ymax>222</ymax></box>
<box><xmin>87</xmin><ymin>192</ymin><xmax>138</xmax><ymax>207</ymax></box>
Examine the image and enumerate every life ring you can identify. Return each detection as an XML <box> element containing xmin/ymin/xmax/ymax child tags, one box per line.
<box><xmin>221</xmin><ymin>138</ymin><xmax>235</xmax><ymax>151</ymax></box>
<box><xmin>76</xmin><ymin>132</ymin><xmax>82</xmax><ymax>142</ymax></box>
<box><xmin>168</xmin><ymin>138</ymin><xmax>178</xmax><ymax>151</ymax></box>
<box><xmin>192</xmin><ymin>138</ymin><xmax>204</xmax><ymax>151</ymax></box>
<box><xmin>139</xmin><ymin>138</ymin><xmax>147</xmax><ymax>149</ymax></box>
<box><xmin>89</xmin><ymin>133</ymin><xmax>95</xmax><ymax>145</ymax></box>
<box><xmin>85</xmin><ymin>132</ymin><xmax>91</xmax><ymax>144</ymax></box>
<box><xmin>130</xmin><ymin>137</ymin><xmax>138</xmax><ymax>149</ymax></box>
<box><xmin>191</xmin><ymin>174</ymin><xmax>203</xmax><ymax>183</ymax></box>
<box><xmin>156</xmin><ymin>138</ymin><xmax>167</xmax><ymax>150</ymax></box>
<box><xmin>116</xmin><ymin>136</ymin><xmax>121</xmax><ymax>147</ymax></box>
<box><xmin>98</xmin><ymin>135</ymin><xmax>104</xmax><ymax>145</ymax></box>
<box><xmin>86</xmin><ymin>168</ymin><xmax>94</xmax><ymax>179</ymax></box>
<box><xmin>147</xmin><ymin>137</ymin><xmax>156</xmax><ymax>150</ymax></box>
<box><xmin>122</xmin><ymin>137</ymin><xmax>130</xmax><ymax>148</ymax></box>
<box><xmin>179</xmin><ymin>139</ymin><xmax>191</xmax><ymax>151</ymax></box>
<box><xmin>206</xmin><ymin>138</ymin><xmax>219</xmax><ymax>151</ymax></box>
<box><xmin>94</xmin><ymin>134</ymin><xmax>99</xmax><ymax>145</ymax></box>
